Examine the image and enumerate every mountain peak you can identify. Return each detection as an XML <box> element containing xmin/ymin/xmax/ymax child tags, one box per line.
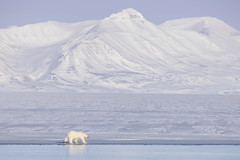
<box><xmin>104</xmin><ymin>8</ymin><xmax>144</xmax><ymax>20</ymax></box>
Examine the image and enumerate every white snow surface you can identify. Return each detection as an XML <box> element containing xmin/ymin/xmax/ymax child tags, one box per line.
<box><xmin>0</xmin><ymin>93</ymin><xmax>239</xmax><ymax>144</ymax></box>
<box><xmin>0</xmin><ymin>8</ymin><xmax>240</xmax><ymax>93</ymax></box>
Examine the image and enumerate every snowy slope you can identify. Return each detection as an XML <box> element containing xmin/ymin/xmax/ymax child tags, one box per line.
<box><xmin>0</xmin><ymin>8</ymin><xmax>240</xmax><ymax>93</ymax></box>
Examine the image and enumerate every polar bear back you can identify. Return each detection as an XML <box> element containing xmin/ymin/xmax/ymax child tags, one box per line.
<box><xmin>67</xmin><ymin>131</ymin><xmax>83</xmax><ymax>137</ymax></box>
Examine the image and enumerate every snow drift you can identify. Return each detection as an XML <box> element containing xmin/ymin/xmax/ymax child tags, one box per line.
<box><xmin>0</xmin><ymin>8</ymin><xmax>240</xmax><ymax>93</ymax></box>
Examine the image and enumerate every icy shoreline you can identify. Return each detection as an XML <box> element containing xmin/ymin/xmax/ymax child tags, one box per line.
<box><xmin>1</xmin><ymin>139</ymin><xmax>240</xmax><ymax>145</ymax></box>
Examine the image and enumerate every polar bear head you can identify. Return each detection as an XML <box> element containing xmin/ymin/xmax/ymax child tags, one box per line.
<box><xmin>82</xmin><ymin>132</ymin><xmax>89</xmax><ymax>138</ymax></box>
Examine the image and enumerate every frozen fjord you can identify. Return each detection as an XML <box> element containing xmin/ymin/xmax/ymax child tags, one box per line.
<box><xmin>0</xmin><ymin>93</ymin><xmax>239</xmax><ymax>144</ymax></box>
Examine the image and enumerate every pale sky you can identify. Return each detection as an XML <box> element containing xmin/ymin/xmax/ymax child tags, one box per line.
<box><xmin>0</xmin><ymin>0</ymin><xmax>239</xmax><ymax>30</ymax></box>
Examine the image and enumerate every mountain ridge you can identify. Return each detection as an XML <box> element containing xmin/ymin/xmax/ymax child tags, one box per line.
<box><xmin>0</xmin><ymin>8</ymin><xmax>240</xmax><ymax>94</ymax></box>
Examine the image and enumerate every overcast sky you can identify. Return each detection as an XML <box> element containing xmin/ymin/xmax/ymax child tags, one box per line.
<box><xmin>0</xmin><ymin>0</ymin><xmax>239</xmax><ymax>30</ymax></box>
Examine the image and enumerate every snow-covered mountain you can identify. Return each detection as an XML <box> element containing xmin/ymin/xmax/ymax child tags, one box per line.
<box><xmin>0</xmin><ymin>8</ymin><xmax>240</xmax><ymax>93</ymax></box>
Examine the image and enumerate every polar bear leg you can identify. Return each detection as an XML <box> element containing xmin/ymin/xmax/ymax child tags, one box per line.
<box><xmin>64</xmin><ymin>137</ymin><xmax>68</xmax><ymax>143</ymax></box>
<box><xmin>69</xmin><ymin>138</ymin><xmax>73</xmax><ymax>144</ymax></box>
<box><xmin>74</xmin><ymin>138</ymin><xmax>79</xmax><ymax>144</ymax></box>
<box><xmin>80</xmin><ymin>137</ymin><xmax>87</xmax><ymax>144</ymax></box>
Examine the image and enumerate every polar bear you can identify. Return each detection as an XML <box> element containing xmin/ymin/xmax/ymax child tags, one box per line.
<box><xmin>64</xmin><ymin>131</ymin><xmax>89</xmax><ymax>144</ymax></box>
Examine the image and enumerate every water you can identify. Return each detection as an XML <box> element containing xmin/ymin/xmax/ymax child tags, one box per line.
<box><xmin>0</xmin><ymin>145</ymin><xmax>239</xmax><ymax>160</ymax></box>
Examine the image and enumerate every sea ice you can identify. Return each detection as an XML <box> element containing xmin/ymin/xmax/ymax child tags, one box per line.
<box><xmin>0</xmin><ymin>93</ymin><xmax>239</xmax><ymax>144</ymax></box>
